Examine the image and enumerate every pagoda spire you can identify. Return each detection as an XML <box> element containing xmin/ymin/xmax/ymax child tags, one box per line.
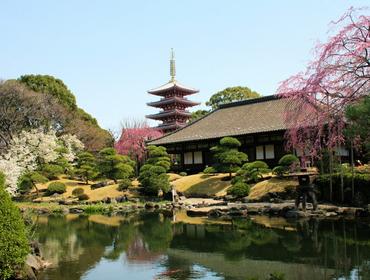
<box><xmin>170</xmin><ymin>48</ymin><xmax>176</xmax><ymax>81</ymax></box>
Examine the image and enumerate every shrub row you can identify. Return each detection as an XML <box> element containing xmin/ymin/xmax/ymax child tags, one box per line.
<box><xmin>315</xmin><ymin>173</ymin><xmax>370</xmax><ymax>205</ymax></box>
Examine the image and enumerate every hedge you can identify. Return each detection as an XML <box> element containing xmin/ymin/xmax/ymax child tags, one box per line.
<box><xmin>315</xmin><ymin>173</ymin><xmax>370</xmax><ymax>205</ymax></box>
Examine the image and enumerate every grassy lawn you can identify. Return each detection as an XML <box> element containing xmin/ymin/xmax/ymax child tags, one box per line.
<box><xmin>248</xmin><ymin>177</ymin><xmax>298</xmax><ymax>201</ymax></box>
<box><xmin>31</xmin><ymin>176</ymin><xmax>136</xmax><ymax>202</ymax></box>
<box><xmin>172</xmin><ymin>173</ymin><xmax>232</xmax><ymax>197</ymax></box>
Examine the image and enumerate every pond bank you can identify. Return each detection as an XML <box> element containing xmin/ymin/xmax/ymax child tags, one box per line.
<box><xmin>16</xmin><ymin>199</ymin><xmax>370</xmax><ymax>219</ymax></box>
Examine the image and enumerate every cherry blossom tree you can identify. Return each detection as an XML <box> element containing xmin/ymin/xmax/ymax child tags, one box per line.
<box><xmin>115</xmin><ymin>120</ymin><xmax>163</xmax><ymax>166</ymax></box>
<box><xmin>278</xmin><ymin>8</ymin><xmax>370</xmax><ymax>159</ymax></box>
<box><xmin>277</xmin><ymin>8</ymin><xmax>370</xmax><ymax>201</ymax></box>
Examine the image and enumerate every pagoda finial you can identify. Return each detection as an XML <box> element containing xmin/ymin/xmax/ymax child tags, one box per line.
<box><xmin>170</xmin><ymin>48</ymin><xmax>176</xmax><ymax>81</ymax></box>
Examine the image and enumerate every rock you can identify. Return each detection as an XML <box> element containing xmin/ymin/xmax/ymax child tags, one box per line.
<box><xmin>69</xmin><ymin>207</ymin><xmax>84</xmax><ymax>214</ymax></box>
<box><xmin>23</xmin><ymin>263</ymin><xmax>37</xmax><ymax>280</ymax></box>
<box><xmin>224</xmin><ymin>195</ymin><xmax>234</xmax><ymax>201</ymax></box>
<box><xmin>325</xmin><ymin>212</ymin><xmax>338</xmax><ymax>217</ymax></box>
<box><xmin>208</xmin><ymin>209</ymin><xmax>224</xmax><ymax>218</ymax></box>
<box><xmin>30</xmin><ymin>241</ymin><xmax>41</xmax><ymax>257</ymax></box>
<box><xmin>241</xmin><ymin>197</ymin><xmax>249</xmax><ymax>203</ymax></box>
<box><xmin>91</xmin><ymin>181</ymin><xmax>109</xmax><ymax>190</ymax></box>
<box><xmin>129</xmin><ymin>198</ymin><xmax>140</xmax><ymax>203</ymax></box>
<box><xmin>26</xmin><ymin>254</ymin><xmax>44</xmax><ymax>272</ymax></box>
<box><xmin>145</xmin><ymin>202</ymin><xmax>155</xmax><ymax>209</ymax></box>
<box><xmin>115</xmin><ymin>195</ymin><xmax>128</xmax><ymax>203</ymax></box>
<box><xmin>228</xmin><ymin>209</ymin><xmax>247</xmax><ymax>217</ymax></box>
<box><xmin>285</xmin><ymin>210</ymin><xmax>307</xmax><ymax>219</ymax></box>
<box><xmin>187</xmin><ymin>209</ymin><xmax>209</xmax><ymax>217</ymax></box>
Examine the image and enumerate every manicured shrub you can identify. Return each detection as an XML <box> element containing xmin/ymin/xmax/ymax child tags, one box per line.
<box><xmin>117</xmin><ymin>179</ymin><xmax>132</xmax><ymax>191</ymax></box>
<box><xmin>272</xmin><ymin>165</ymin><xmax>286</xmax><ymax>177</ymax></box>
<box><xmin>227</xmin><ymin>182</ymin><xmax>250</xmax><ymax>198</ymax></box>
<box><xmin>179</xmin><ymin>172</ymin><xmax>187</xmax><ymax>177</ymax></box>
<box><xmin>203</xmin><ymin>166</ymin><xmax>217</xmax><ymax>174</ymax></box>
<box><xmin>237</xmin><ymin>161</ymin><xmax>270</xmax><ymax>183</ymax></box>
<box><xmin>0</xmin><ymin>172</ymin><xmax>29</xmax><ymax>280</ymax></box>
<box><xmin>78</xmin><ymin>193</ymin><xmax>89</xmax><ymax>201</ymax></box>
<box><xmin>72</xmin><ymin>187</ymin><xmax>84</xmax><ymax>196</ymax></box>
<box><xmin>278</xmin><ymin>154</ymin><xmax>299</xmax><ymax>167</ymax></box>
<box><xmin>46</xmin><ymin>182</ymin><xmax>66</xmax><ymax>195</ymax></box>
<box><xmin>273</xmin><ymin>154</ymin><xmax>300</xmax><ymax>176</ymax></box>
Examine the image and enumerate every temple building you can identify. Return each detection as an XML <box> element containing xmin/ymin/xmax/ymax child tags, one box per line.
<box><xmin>148</xmin><ymin>94</ymin><xmax>353</xmax><ymax>173</ymax></box>
<box><xmin>148</xmin><ymin>95</ymin><xmax>290</xmax><ymax>172</ymax></box>
<box><xmin>146</xmin><ymin>50</ymin><xmax>199</xmax><ymax>133</ymax></box>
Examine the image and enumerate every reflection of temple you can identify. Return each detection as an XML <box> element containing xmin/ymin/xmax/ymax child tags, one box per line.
<box><xmin>125</xmin><ymin>236</ymin><xmax>162</xmax><ymax>263</ymax></box>
<box><xmin>146</xmin><ymin>49</ymin><xmax>199</xmax><ymax>133</ymax></box>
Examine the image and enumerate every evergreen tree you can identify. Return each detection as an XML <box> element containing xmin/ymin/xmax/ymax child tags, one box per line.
<box><xmin>98</xmin><ymin>148</ymin><xmax>135</xmax><ymax>183</ymax></box>
<box><xmin>211</xmin><ymin>137</ymin><xmax>247</xmax><ymax>178</ymax></box>
<box><xmin>138</xmin><ymin>146</ymin><xmax>171</xmax><ymax>196</ymax></box>
<box><xmin>75</xmin><ymin>152</ymin><xmax>98</xmax><ymax>184</ymax></box>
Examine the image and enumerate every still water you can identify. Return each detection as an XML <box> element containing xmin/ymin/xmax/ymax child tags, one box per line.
<box><xmin>34</xmin><ymin>211</ymin><xmax>370</xmax><ymax>280</ymax></box>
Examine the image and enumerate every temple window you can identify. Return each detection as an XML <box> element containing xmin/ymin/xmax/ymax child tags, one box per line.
<box><xmin>193</xmin><ymin>151</ymin><xmax>203</xmax><ymax>164</ymax></box>
<box><xmin>256</xmin><ymin>144</ymin><xmax>275</xmax><ymax>160</ymax></box>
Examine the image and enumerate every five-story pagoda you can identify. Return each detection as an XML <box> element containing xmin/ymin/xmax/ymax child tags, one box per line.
<box><xmin>146</xmin><ymin>50</ymin><xmax>199</xmax><ymax>133</ymax></box>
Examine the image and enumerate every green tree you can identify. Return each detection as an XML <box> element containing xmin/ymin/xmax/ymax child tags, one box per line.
<box><xmin>211</xmin><ymin>137</ymin><xmax>248</xmax><ymax>178</ymax></box>
<box><xmin>346</xmin><ymin>96</ymin><xmax>370</xmax><ymax>158</ymax></box>
<box><xmin>18</xmin><ymin>171</ymin><xmax>48</xmax><ymax>195</ymax></box>
<box><xmin>41</xmin><ymin>163</ymin><xmax>64</xmax><ymax>180</ymax></box>
<box><xmin>75</xmin><ymin>152</ymin><xmax>98</xmax><ymax>184</ymax></box>
<box><xmin>18</xmin><ymin>74</ymin><xmax>77</xmax><ymax>110</ymax></box>
<box><xmin>190</xmin><ymin>109</ymin><xmax>209</xmax><ymax>122</ymax></box>
<box><xmin>0</xmin><ymin>172</ymin><xmax>29</xmax><ymax>280</ymax></box>
<box><xmin>138</xmin><ymin>146</ymin><xmax>171</xmax><ymax>195</ymax></box>
<box><xmin>17</xmin><ymin>75</ymin><xmax>113</xmax><ymax>151</ymax></box>
<box><xmin>145</xmin><ymin>145</ymin><xmax>171</xmax><ymax>171</ymax></box>
<box><xmin>206</xmin><ymin>86</ymin><xmax>260</xmax><ymax>110</ymax></box>
<box><xmin>98</xmin><ymin>148</ymin><xmax>135</xmax><ymax>183</ymax></box>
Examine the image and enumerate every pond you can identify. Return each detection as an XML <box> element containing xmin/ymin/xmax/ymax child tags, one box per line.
<box><xmin>34</xmin><ymin>211</ymin><xmax>370</xmax><ymax>280</ymax></box>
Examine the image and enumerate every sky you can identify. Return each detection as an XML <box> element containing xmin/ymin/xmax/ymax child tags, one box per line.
<box><xmin>1</xmin><ymin>1</ymin><xmax>369</xmax><ymax>131</ymax></box>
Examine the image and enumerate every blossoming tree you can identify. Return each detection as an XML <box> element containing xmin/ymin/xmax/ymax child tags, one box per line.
<box><xmin>0</xmin><ymin>128</ymin><xmax>84</xmax><ymax>195</ymax></box>
<box><xmin>277</xmin><ymin>8</ymin><xmax>370</xmax><ymax>201</ymax></box>
<box><xmin>115</xmin><ymin>121</ymin><xmax>163</xmax><ymax>168</ymax></box>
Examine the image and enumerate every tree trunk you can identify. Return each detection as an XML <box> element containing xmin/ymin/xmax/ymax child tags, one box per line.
<box><xmin>329</xmin><ymin>148</ymin><xmax>333</xmax><ymax>202</ymax></box>
<box><xmin>32</xmin><ymin>182</ymin><xmax>39</xmax><ymax>196</ymax></box>
<box><xmin>350</xmin><ymin>141</ymin><xmax>355</xmax><ymax>201</ymax></box>
<box><xmin>338</xmin><ymin>145</ymin><xmax>344</xmax><ymax>203</ymax></box>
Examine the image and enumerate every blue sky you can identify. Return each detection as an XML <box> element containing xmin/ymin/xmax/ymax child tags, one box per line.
<box><xmin>1</xmin><ymin>1</ymin><xmax>368</xmax><ymax>130</ymax></box>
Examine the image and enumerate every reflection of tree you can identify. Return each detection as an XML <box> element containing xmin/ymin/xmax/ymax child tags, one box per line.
<box><xmin>139</xmin><ymin>212</ymin><xmax>173</xmax><ymax>252</ymax></box>
<box><xmin>104</xmin><ymin>221</ymin><xmax>136</xmax><ymax>260</ymax></box>
<box><xmin>34</xmin><ymin>213</ymin><xmax>370</xmax><ymax>280</ymax></box>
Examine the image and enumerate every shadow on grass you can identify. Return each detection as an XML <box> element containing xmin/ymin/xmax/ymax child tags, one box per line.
<box><xmin>184</xmin><ymin>177</ymin><xmax>230</xmax><ymax>197</ymax></box>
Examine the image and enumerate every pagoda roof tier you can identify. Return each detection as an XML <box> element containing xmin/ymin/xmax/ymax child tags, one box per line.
<box><xmin>146</xmin><ymin>109</ymin><xmax>191</xmax><ymax>120</ymax></box>
<box><xmin>157</xmin><ymin>121</ymin><xmax>186</xmax><ymax>131</ymax></box>
<box><xmin>147</xmin><ymin>97</ymin><xmax>200</xmax><ymax>108</ymax></box>
<box><xmin>148</xmin><ymin>80</ymin><xmax>199</xmax><ymax>96</ymax></box>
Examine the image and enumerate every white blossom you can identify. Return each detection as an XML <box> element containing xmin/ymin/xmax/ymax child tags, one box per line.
<box><xmin>0</xmin><ymin>128</ymin><xmax>84</xmax><ymax>195</ymax></box>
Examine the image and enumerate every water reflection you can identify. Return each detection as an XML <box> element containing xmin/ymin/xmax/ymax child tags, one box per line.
<box><xmin>35</xmin><ymin>212</ymin><xmax>370</xmax><ymax>280</ymax></box>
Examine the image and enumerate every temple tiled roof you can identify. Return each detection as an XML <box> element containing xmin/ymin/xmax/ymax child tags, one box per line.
<box><xmin>148</xmin><ymin>80</ymin><xmax>199</xmax><ymax>96</ymax></box>
<box><xmin>147</xmin><ymin>96</ymin><xmax>200</xmax><ymax>108</ymax></box>
<box><xmin>146</xmin><ymin>109</ymin><xmax>192</xmax><ymax>120</ymax></box>
<box><xmin>148</xmin><ymin>95</ymin><xmax>294</xmax><ymax>145</ymax></box>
